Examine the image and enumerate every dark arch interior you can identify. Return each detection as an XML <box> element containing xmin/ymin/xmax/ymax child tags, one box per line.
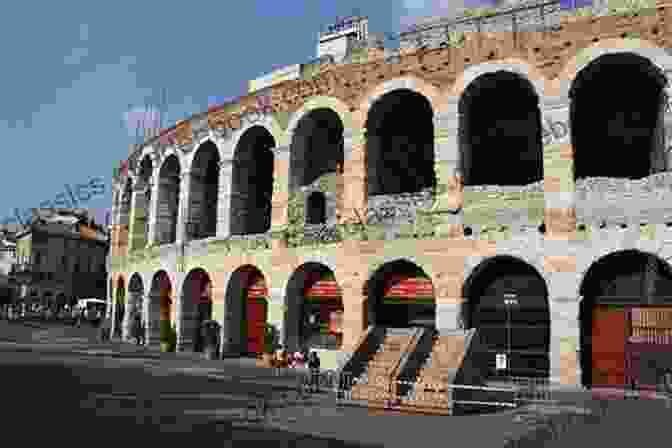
<box><xmin>289</xmin><ymin>108</ymin><xmax>344</xmax><ymax>192</ymax></box>
<box><xmin>139</xmin><ymin>156</ymin><xmax>153</xmax><ymax>185</ymax></box>
<box><xmin>463</xmin><ymin>256</ymin><xmax>550</xmax><ymax>379</ymax></box>
<box><xmin>458</xmin><ymin>71</ymin><xmax>543</xmax><ymax>186</ymax></box>
<box><xmin>285</xmin><ymin>262</ymin><xmax>343</xmax><ymax>351</ymax></box>
<box><xmin>230</xmin><ymin>126</ymin><xmax>275</xmax><ymax>235</ymax></box>
<box><xmin>190</xmin><ymin>141</ymin><xmax>221</xmax><ymax>239</ymax></box>
<box><xmin>157</xmin><ymin>155</ymin><xmax>181</xmax><ymax>244</ymax></box>
<box><xmin>366</xmin><ymin>89</ymin><xmax>435</xmax><ymax>196</ymax></box>
<box><xmin>366</xmin><ymin>259</ymin><xmax>435</xmax><ymax>328</ymax></box>
<box><xmin>306</xmin><ymin>191</ymin><xmax>327</xmax><ymax>224</ymax></box>
<box><xmin>183</xmin><ymin>269</ymin><xmax>212</xmax><ymax>352</ymax></box>
<box><xmin>571</xmin><ymin>53</ymin><xmax>668</xmax><ymax>180</ymax></box>
<box><xmin>224</xmin><ymin>265</ymin><xmax>267</xmax><ymax>355</ymax></box>
<box><xmin>578</xmin><ymin>250</ymin><xmax>672</xmax><ymax>388</ymax></box>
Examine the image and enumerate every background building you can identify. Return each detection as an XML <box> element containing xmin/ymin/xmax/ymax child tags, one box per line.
<box><xmin>12</xmin><ymin>208</ymin><xmax>109</xmax><ymax>308</ymax></box>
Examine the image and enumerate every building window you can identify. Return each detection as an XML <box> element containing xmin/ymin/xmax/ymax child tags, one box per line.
<box><xmin>301</xmin><ymin>299</ymin><xmax>344</xmax><ymax>350</ymax></box>
<box><xmin>306</xmin><ymin>191</ymin><xmax>327</xmax><ymax>225</ymax></box>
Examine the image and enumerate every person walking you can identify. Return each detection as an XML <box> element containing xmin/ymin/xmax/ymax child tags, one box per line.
<box><xmin>308</xmin><ymin>350</ymin><xmax>321</xmax><ymax>393</ymax></box>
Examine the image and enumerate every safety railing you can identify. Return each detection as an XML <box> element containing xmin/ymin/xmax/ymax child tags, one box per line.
<box><xmin>335</xmin><ymin>371</ymin><xmax>521</xmax><ymax>411</ymax></box>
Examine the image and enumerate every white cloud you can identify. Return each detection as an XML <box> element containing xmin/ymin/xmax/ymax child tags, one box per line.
<box><xmin>63</xmin><ymin>47</ymin><xmax>89</xmax><ymax>65</ymax></box>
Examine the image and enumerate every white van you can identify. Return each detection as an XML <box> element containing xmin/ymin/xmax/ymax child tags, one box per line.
<box><xmin>76</xmin><ymin>298</ymin><xmax>106</xmax><ymax>322</ymax></box>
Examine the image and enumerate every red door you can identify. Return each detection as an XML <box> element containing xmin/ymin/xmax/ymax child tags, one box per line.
<box><xmin>592</xmin><ymin>305</ymin><xmax>627</xmax><ymax>387</ymax></box>
<box><xmin>246</xmin><ymin>298</ymin><xmax>267</xmax><ymax>355</ymax></box>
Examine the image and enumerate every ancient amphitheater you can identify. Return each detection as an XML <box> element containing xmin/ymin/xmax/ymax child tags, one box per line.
<box><xmin>109</xmin><ymin>3</ymin><xmax>672</xmax><ymax>405</ymax></box>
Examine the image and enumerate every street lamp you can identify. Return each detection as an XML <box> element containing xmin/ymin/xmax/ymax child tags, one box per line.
<box><xmin>503</xmin><ymin>293</ymin><xmax>519</xmax><ymax>380</ymax></box>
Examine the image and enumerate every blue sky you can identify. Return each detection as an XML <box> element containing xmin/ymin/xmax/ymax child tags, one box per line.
<box><xmin>0</xmin><ymin>0</ymin><xmax>468</xmax><ymax>228</ymax></box>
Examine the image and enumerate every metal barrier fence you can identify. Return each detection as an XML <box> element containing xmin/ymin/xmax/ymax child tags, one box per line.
<box><xmin>335</xmin><ymin>371</ymin><xmax>522</xmax><ymax>410</ymax></box>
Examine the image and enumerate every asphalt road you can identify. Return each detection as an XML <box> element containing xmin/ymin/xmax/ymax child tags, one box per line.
<box><xmin>1</xmin><ymin>349</ymin><xmax>377</xmax><ymax>447</ymax></box>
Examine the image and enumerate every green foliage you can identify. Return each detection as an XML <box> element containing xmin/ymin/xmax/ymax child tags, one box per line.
<box><xmin>607</xmin><ymin>0</ymin><xmax>656</xmax><ymax>16</ymax></box>
<box><xmin>159</xmin><ymin>320</ymin><xmax>177</xmax><ymax>352</ymax></box>
<box><xmin>573</xmin><ymin>6</ymin><xmax>594</xmax><ymax>16</ymax></box>
<box><xmin>446</xmin><ymin>31</ymin><xmax>465</xmax><ymax>49</ymax></box>
<box><xmin>285</xmin><ymin>191</ymin><xmax>306</xmax><ymax>247</ymax></box>
<box><xmin>462</xmin><ymin>7</ymin><xmax>498</xmax><ymax>18</ymax></box>
<box><xmin>264</xmin><ymin>323</ymin><xmax>278</xmax><ymax>353</ymax></box>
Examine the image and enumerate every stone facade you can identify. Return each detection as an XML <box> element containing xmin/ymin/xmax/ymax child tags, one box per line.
<box><xmin>109</xmin><ymin>3</ymin><xmax>672</xmax><ymax>382</ymax></box>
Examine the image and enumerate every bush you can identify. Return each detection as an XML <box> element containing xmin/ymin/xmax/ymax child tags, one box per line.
<box><xmin>160</xmin><ymin>320</ymin><xmax>177</xmax><ymax>352</ymax></box>
<box><xmin>264</xmin><ymin>323</ymin><xmax>278</xmax><ymax>354</ymax></box>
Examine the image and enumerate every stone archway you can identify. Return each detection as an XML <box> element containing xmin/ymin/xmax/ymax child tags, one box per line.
<box><xmin>230</xmin><ymin>126</ymin><xmax>275</xmax><ymax>236</ymax></box>
<box><xmin>458</xmin><ymin>70</ymin><xmax>543</xmax><ymax>187</ymax></box>
<box><xmin>129</xmin><ymin>155</ymin><xmax>153</xmax><ymax>250</ymax></box>
<box><xmin>188</xmin><ymin>141</ymin><xmax>220</xmax><ymax>239</ymax></box>
<box><xmin>179</xmin><ymin>268</ymin><xmax>213</xmax><ymax>353</ymax></box>
<box><xmin>289</xmin><ymin>107</ymin><xmax>344</xmax><ymax>193</ymax></box>
<box><xmin>364</xmin><ymin>259</ymin><xmax>435</xmax><ymax>329</ymax></box>
<box><xmin>148</xmin><ymin>270</ymin><xmax>172</xmax><ymax>347</ymax></box>
<box><xmin>156</xmin><ymin>154</ymin><xmax>181</xmax><ymax>244</ymax></box>
<box><xmin>366</xmin><ymin>89</ymin><xmax>435</xmax><ymax>197</ymax></box>
<box><xmin>578</xmin><ymin>250</ymin><xmax>672</xmax><ymax>389</ymax></box>
<box><xmin>285</xmin><ymin>262</ymin><xmax>344</xmax><ymax>353</ymax></box>
<box><xmin>570</xmin><ymin>52</ymin><xmax>668</xmax><ymax>180</ymax></box>
<box><xmin>462</xmin><ymin>255</ymin><xmax>550</xmax><ymax>380</ymax></box>
<box><xmin>123</xmin><ymin>273</ymin><xmax>144</xmax><ymax>341</ymax></box>
<box><xmin>223</xmin><ymin>265</ymin><xmax>269</xmax><ymax>356</ymax></box>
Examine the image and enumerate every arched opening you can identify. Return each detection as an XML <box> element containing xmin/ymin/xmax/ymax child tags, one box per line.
<box><xmin>223</xmin><ymin>265</ymin><xmax>268</xmax><ymax>356</ymax></box>
<box><xmin>118</xmin><ymin>178</ymin><xmax>133</xmax><ymax>253</ymax></box>
<box><xmin>458</xmin><ymin>71</ymin><xmax>543</xmax><ymax>186</ymax></box>
<box><xmin>113</xmin><ymin>278</ymin><xmax>125</xmax><ymax>338</ymax></box>
<box><xmin>149</xmin><ymin>270</ymin><xmax>172</xmax><ymax>346</ymax></box>
<box><xmin>570</xmin><ymin>53</ymin><xmax>668</xmax><ymax>180</ymax></box>
<box><xmin>462</xmin><ymin>256</ymin><xmax>550</xmax><ymax>380</ymax></box>
<box><xmin>365</xmin><ymin>259</ymin><xmax>435</xmax><ymax>328</ymax></box>
<box><xmin>230</xmin><ymin>126</ymin><xmax>275</xmax><ymax>235</ymax></box>
<box><xmin>156</xmin><ymin>155</ymin><xmax>181</xmax><ymax>244</ymax></box>
<box><xmin>285</xmin><ymin>263</ymin><xmax>344</xmax><ymax>352</ymax></box>
<box><xmin>124</xmin><ymin>273</ymin><xmax>144</xmax><ymax>341</ymax></box>
<box><xmin>578</xmin><ymin>250</ymin><xmax>672</xmax><ymax>389</ymax></box>
<box><xmin>56</xmin><ymin>293</ymin><xmax>67</xmax><ymax>313</ymax></box>
<box><xmin>306</xmin><ymin>191</ymin><xmax>327</xmax><ymax>224</ymax></box>
<box><xmin>289</xmin><ymin>108</ymin><xmax>344</xmax><ymax>192</ymax></box>
<box><xmin>188</xmin><ymin>141</ymin><xmax>220</xmax><ymax>239</ymax></box>
<box><xmin>180</xmin><ymin>268</ymin><xmax>213</xmax><ymax>352</ymax></box>
<box><xmin>366</xmin><ymin>89</ymin><xmax>435</xmax><ymax>196</ymax></box>
<box><xmin>130</xmin><ymin>156</ymin><xmax>153</xmax><ymax>250</ymax></box>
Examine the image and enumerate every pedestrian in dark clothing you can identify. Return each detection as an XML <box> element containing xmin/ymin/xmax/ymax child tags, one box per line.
<box><xmin>308</xmin><ymin>350</ymin><xmax>321</xmax><ymax>393</ymax></box>
<box><xmin>133</xmin><ymin>314</ymin><xmax>144</xmax><ymax>345</ymax></box>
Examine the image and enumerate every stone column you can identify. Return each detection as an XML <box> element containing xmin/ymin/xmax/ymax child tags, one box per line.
<box><xmin>128</xmin><ymin>182</ymin><xmax>149</xmax><ymax>251</ymax></box>
<box><xmin>146</xmin><ymin>172</ymin><xmax>160</xmax><ymax>246</ymax></box>
<box><xmin>216</xmin><ymin>159</ymin><xmax>234</xmax><ymax>238</ymax></box>
<box><xmin>542</xmin><ymin>99</ymin><xmax>576</xmax><ymax>239</ymax></box>
<box><xmin>117</xmin><ymin>194</ymin><xmax>132</xmax><ymax>257</ymax></box>
<box><xmin>544</xmin><ymin>254</ymin><xmax>582</xmax><ymax>387</ymax></box>
<box><xmin>271</xmin><ymin>145</ymin><xmax>290</xmax><ymax>235</ymax></box>
<box><xmin>175</xmin><ymin>170</ymin><xmax>192</xmax><ymax>245</ymax></box>
<box><xmin>343</xmin><ymin>130</ymin><xmax>367</xmax><ymax>222</ymax></box>
<box><xmin>434</xmin><ymin>106</ymin><xmax>464</xmax><ymax>237</ymax></box>
<box><xmin>340</xmin><ymin>283</ymin><xmax>367</xmax><ymax>353</ymax></box>
<box><xmin>433</xmin><ymin>273</ymin><xmax>464</xmax><ymax>333</ymax></box>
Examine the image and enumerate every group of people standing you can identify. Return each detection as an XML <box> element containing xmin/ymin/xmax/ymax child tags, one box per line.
<box><xmin>273</xmin><ymin>346</ymin><xmax>322</xmax><ymax>392</ymax></box>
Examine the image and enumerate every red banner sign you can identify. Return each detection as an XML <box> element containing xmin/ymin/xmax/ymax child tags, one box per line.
<box><xmin>384</xmin><ymin>277</ymin><xmax>434</xmax><ymax>298</ymax></box>
<box><xmin>247</xmin><ymin>276</ymin><xmax>268</xmax><ymax>299</ymax></box>
<box><xmin>304</xmin><ymin>280</ymin><xmax>342</xmax><ymax>298</ymax></box>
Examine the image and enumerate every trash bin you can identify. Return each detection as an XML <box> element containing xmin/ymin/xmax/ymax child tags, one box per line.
<box><xmin>201</xmin><ymin>320</ymin><xmax>221</xmax><ymax>360</ymax></box>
